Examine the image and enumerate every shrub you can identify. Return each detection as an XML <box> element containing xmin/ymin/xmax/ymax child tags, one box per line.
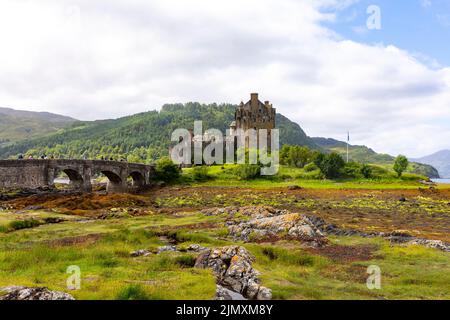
<box><xmin>303</xmin><ymin>162</ymin><xmax>318</xmax><ymax>172</ymax></box>
<box><xmin>8</xmin><ymin>219</ymin><xmax>41</xmax><ymax>231</ymax></box>
<box><xmin>155</xmin><ymin>157</ymin><xmax>181</xmax><ymax>182</ymax></box>
<box><xmin>342</xmin><ymin>162</ymin><xmax>362</xmax><ymax>179</ymax></box>
<box><xmin>234</xmin><ymin>164</ymin><xmax>260</xmax><ymax>180</ymax></box>
<box><xmin>116</xmin><ymin>284</ymin><xmax>150</xmax><ymax>300</ymax></box>
<box><xmin>192</xmin><ymin>166</ymin><xmax>210</xmax><ymax>181</ymax></box>
<box><xmin>361</xmin><ymin>164</ymin><xmax>373</xmax><ymax>179</ymax></box>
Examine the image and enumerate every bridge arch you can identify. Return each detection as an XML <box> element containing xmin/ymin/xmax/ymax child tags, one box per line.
<box><xmin>62</xmin><ymin>168</ymin><xmax>84</xmax><ymax>189</ymax></box>
<box><xmin>53</xmin><ymin>167</ymin><xmax>91</xmax><ymax>192</ymax></box>
<box><xmin>128</xmin><ymin>171</ymin><xmax>146</xmax><ymax>189</ymax></box>
<box><xmin>100</xmin><ymin>170</ymin><xmax>126</xmax><ymax>193</ymax></box>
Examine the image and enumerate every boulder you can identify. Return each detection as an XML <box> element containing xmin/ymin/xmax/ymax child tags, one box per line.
<box><xmin>195</xmin><ymin>246</ymin><xmax>272</xmax><ymax>300</ymax></box>
<box><xmin>185</xmin><ymin>244</ymin><xmax>207</xmax><ymax>253</ymax></box>
<box><xmin>215</xmin><ymin>285</ymin><xmax>233</xmax><ymax>300</ymax></box>
<box><xmin>0</xmin><ymin>286</ymin><xmax>75</xmax><ymax>300</ymax></box>
<box><xmin>130</xmin><ymin>249</ymin><xmax>152</xmax><ymax>257</ymax></box>
<box><xmin>157</xmin><ymin>245</ymin><xmax>177</xmax><ymax>253</ymax></box>
<box><xmin>228</xmin><ymin>212</ymin><xmax>327</xmax><ymax>246</ymax></box>
<box><xmin>201</xmin><ymin>206</ymin><xmax>289</xmax><ymax>219</ymax></box>
<box><xmin>407</xmin><ymin>239</ymin><xmax>450</xmax><ymax>252</ymax></box>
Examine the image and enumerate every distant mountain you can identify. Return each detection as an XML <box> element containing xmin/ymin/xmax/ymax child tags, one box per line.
<box><xmin>313</xmin><ymin>137</ymin><xmax>440</xmax><ymax>178</ymax></box>
<box><xmin>0</xmin><ymin>107</ymin><xmax>77</xmax><ymax>145</ymax></box>
<box><xmin>412</xmin><ymin>150</ymin><xmax>450</xmax><ymax>178</ymax></box>
<box><xmin>0</xmin><ymin>103</ymin><xmax>316</xmax><ymax>161</ymax></box>
<box><xmin>312</xmin><ymin>137</ymin><xmax>393</xmax><ymax>163</ymax></box>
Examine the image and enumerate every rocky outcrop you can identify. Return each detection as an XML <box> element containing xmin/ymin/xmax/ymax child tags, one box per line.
<box><xmin>130</xmin><ymin>249</ymin><xmax>152</xmax><ymax>257</ymax></box>
<box><xmin>202</xmin><ymin>206</ymin><xmax>290</xmax><ymax>219</ymax></box>
<box><xmin>0</xmin><ymin>286</ymin><xmax>75</xmax><ymax>300</ymax></box>
<box><xmin>157</xmin><ymin>245</ymin><xmax>178</xmax><ymax>253</ymax></box>
<box><xmin>389</xmin><ymin>237</ymin><xmax>450</xmax><ymax>252</ymax></box>
<box><xmin>203</xmin><ymin>206</ymin><xmax>326</xmax><ymax>246</ymax></box>
<box><xmin>223</xmin><ymin>210</ymin><xmax>327</xmax><ymax>246</ymax></box>
<box><xmin>195</xmin><ymin>246</ymin><xmax>272</xmax><ymax>300</ymax></box>
<box><xmin>130</xmin><ymin>244</ymin><xmax>208</xmax><ymax>257</ymax></box>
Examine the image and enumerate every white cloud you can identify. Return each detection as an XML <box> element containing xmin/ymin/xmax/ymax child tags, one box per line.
<box><xmin>0</xmin><ymin>0</ymin><xmax>449</xmax><ymax>157</ymax></box>
<box><xmin>421</xmin><ymin>0</ymin><xmax>432</xmax><ymax>8</ymax></box>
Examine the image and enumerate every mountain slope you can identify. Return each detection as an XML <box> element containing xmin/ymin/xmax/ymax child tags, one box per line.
<box><xmin>412</xmin><ymin>150</ymin><xmax>450</xmax><ymax>178</ymax></box>
<box><xmin>313</xmin><ymin>137</ymin><xmax>440</xmax><ymax>178</ymax></box>
<box><xmin>0</xmin><ymin>103</ymin><xmax>317</xmax><ymax>161</ymax></box>
<box><xmin>312</xmin><ymin>137</ymin><xmax>394</xmax><ymax>163</ymax></box>
<box><xmin>0</xmin><ymin>107</ymin><xmax>77</xmax><ymax>145</ymax></box>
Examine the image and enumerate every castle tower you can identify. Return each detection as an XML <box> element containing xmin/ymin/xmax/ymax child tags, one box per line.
<box><xmin>230</xmin><ymin>93</ymin><xmax>276</xmax><ymax>150</ymax></box>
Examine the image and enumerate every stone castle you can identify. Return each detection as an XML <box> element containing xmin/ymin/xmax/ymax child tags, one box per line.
<box><xmin>230</xmin><ymin>93</ymin><xmax>276</xmax><ymax>149</ymax></box>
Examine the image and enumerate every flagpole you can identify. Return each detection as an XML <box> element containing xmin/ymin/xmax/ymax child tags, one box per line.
<box><xmin>346</xmin><ymin>131</ymin><xmax>349</xmax><ymax>163</ymax></box>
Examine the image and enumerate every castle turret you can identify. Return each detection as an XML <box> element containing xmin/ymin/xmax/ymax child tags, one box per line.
<box><xmin>230</xmin><ymin>93</ymin><xmax>276</xmax><ymax>150</ymax></box>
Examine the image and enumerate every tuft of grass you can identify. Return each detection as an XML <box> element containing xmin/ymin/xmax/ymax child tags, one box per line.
<box><xmin>116</xmin><ymin>284</ymin><xmax>150</xmax><ymax>300</ymax></box>
<box><xmin>7</xmin><ymin>219</ymin><xmax>42</xmax><ymax>232</ymax></box>
<box><xmin>258</xmin><ymin>246</ymin><xmax>320</xmax><ymax>267</ymax></box>
<box><xmin>166</xmin><ymin>230</ymin><xmax>214</xmax><ymax>244</ymax></box>
<box><xmin>174</xmin><ymin>255</ymin><xmax>197</xmax><ymax>268</ymax></box>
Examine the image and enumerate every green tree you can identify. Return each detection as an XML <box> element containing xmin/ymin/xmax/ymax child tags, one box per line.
<box><xmin>361</xmin><ymin>164</ymin><xmax>373</xmax><ymax>179</ymax></box>
<box><xmin>393</xmin><ymin>155</ymin><xmax>409</xmax><ymax>178</ymax></box>
<box><xmin>280</xmin><ymin>145</ymin><xmax>312</xmax><ymax>168</ymax></box>
<box><xmin>314</xmin><ymin>152</ymin><xmax>345</xmax><ymax>179</ymax></box>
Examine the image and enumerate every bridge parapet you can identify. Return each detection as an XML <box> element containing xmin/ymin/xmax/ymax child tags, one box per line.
<box><xmin>0</xmin><ymin>159</ymin><xmax>156</xmax><ymax>193</ymax></box>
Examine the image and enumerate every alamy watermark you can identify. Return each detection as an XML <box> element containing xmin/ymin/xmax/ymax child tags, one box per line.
<box><xmin>367</xmin><ymin>5</ymin><xmax>382</xmax><ymax>30</ymax></box>
<box><xmin>366</xmin><ymin>265</ymin><xmax>381</xmax><ymax>290</ymax></box>
<box><xmin>66</xmin><ymin>265</ymin><xmax>81</xmax><ymax>290</ymax></box>
<box><xmin>170</xmin><ymin>121</ymin><xmax>280</xmax><ymax>175</ymax></box>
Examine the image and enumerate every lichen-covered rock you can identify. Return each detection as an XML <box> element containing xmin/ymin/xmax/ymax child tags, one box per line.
<box><xmin>157</xmin><ymin>245</ymin><xmax>177</xmax><ymax>253</ymax></box>
<box><xmin>408</xmin><ymin>239</ymin><xmax>450</xmax><ymax>252</ymax></box>
<box><xmin>202</xmin><ymin>206</ymin><xmax>289</xmax><ymax>219</ymax></box>
<box><xmin>195</xmin><ymin>246</ymin><xmax>272</xmax><ymax>300</ymax></box>
<box><xmin>184</xmin><ymin>244</ymin><xmax>207</xmax><ymax>252</ymax></box>
<box><xmin>228</xmin><ymin>212</ymin><xmax>327</xmax><ymax>247</ymax></box>
<box><xmin>0</xmin><ymin>286</ymin><xmax>75</xmax><ymax>300</ymax></box>
<box><xmin>130</xmin><ymin>249</ymin><xmax>152</xmax><ymax>257</ymax></box>
<box><xmin>215</xmin><ymin>285</ymin><xmax>233</xmax><ymax>300</ymax></box>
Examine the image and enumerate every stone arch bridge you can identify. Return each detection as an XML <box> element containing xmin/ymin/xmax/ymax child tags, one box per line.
<box><xmin>0</xmin><ymin>160</ymin><xmax>156</xmax><ymax>193</ymax></box>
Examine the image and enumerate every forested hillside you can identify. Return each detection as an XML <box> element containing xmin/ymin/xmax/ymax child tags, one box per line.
<box><xmin>0</xmin><ymin>103</ymin><xmax>316</xmax><ymax>162</ymax></box>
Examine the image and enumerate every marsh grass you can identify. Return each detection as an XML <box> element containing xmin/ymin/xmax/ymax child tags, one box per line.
<box><xmin>0</xmin><ymin>205</ymin><xmax>448</xmax><ymax>300</ymax></box>
<box><xmin>116</xmin><ymin>284</ymin><xmax>151</xmax><ymax>300</ymax></box>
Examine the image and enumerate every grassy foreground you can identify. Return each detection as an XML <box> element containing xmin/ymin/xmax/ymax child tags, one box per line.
<box><xmin>0</xmin><ymin>202</ymin><xmax>449</xmax><ymax>300</ymax></box>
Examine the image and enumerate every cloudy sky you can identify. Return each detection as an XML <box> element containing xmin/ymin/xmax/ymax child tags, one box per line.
<box><xmin>0</xmin><ymin>0</ymin><xmax>449</xmax><ymax>157</ymax></box>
